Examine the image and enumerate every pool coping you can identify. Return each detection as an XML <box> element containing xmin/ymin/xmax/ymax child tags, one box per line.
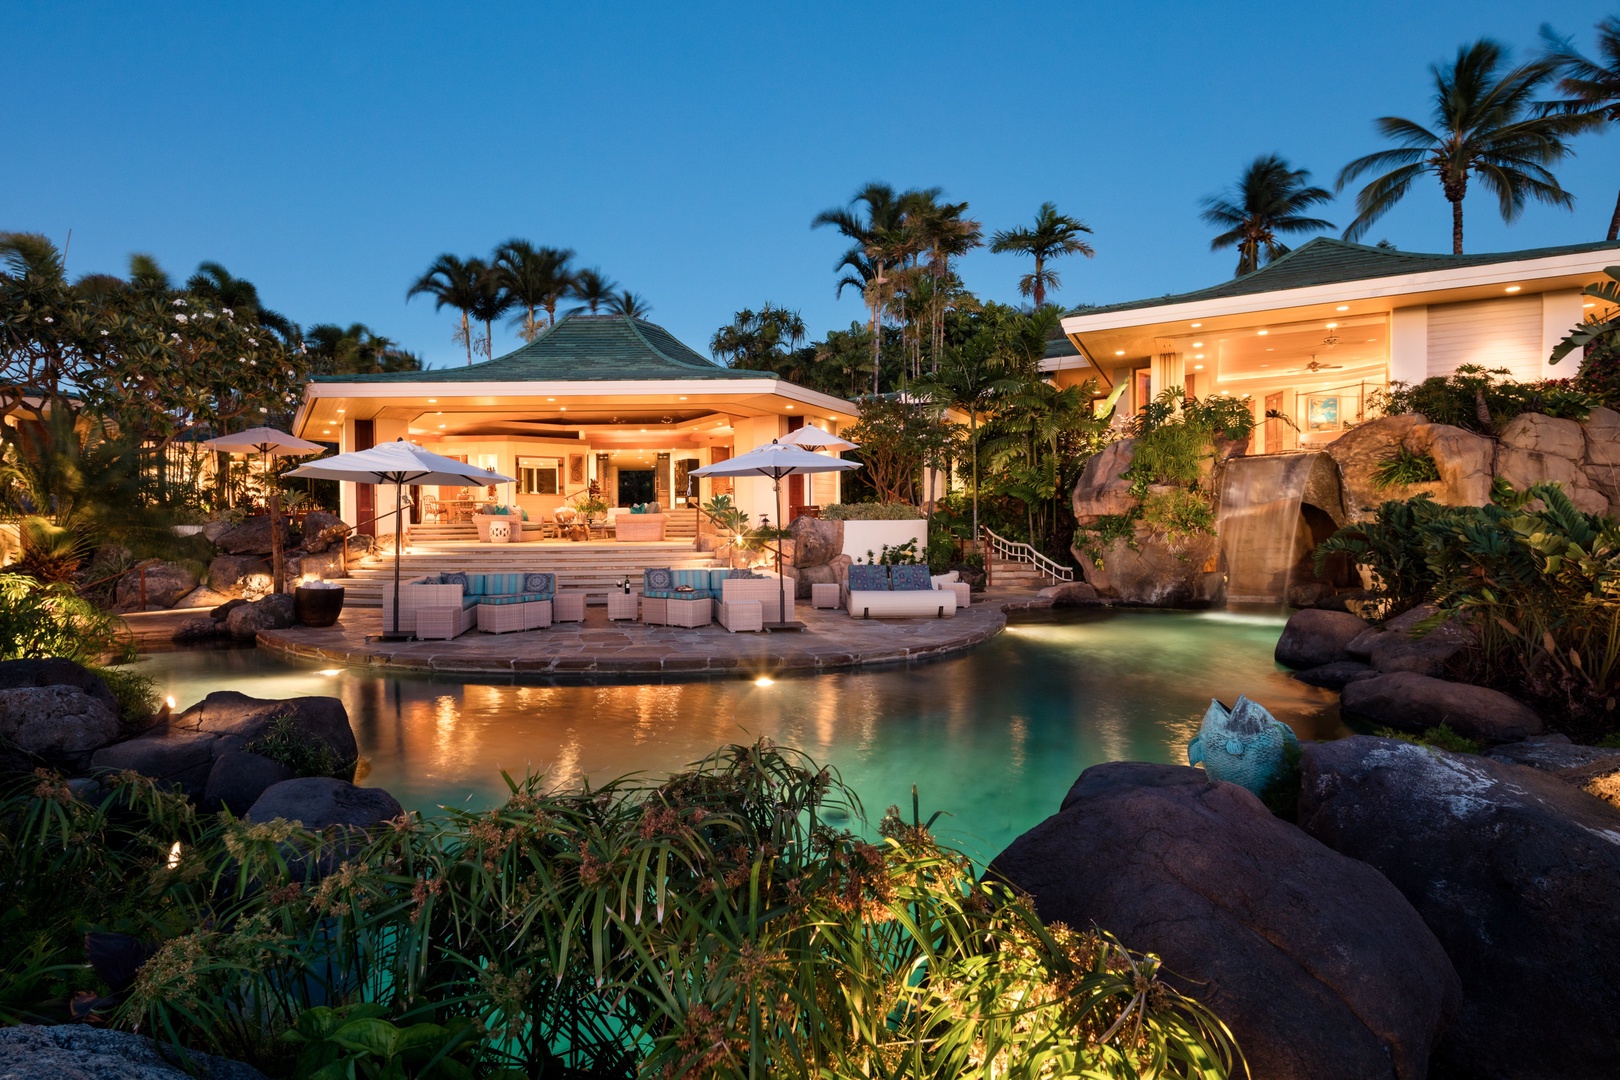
<box><xmin>254</xmin><ymin>591</ymin><xmax>1052</xmax><ymax>679</ymax></box>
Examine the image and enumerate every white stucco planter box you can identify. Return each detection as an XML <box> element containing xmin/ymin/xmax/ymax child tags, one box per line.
<box><xmin>841</xmin><ymin>519</ymin><xmax>926</xmax><ymax>563</ymax></box>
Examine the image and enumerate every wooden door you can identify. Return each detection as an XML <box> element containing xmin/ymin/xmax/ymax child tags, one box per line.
<box><xmin>786</xmin><ymin>416</ymin><xmax>805</xmax><ymax>510</ymax></box>
<box><xmin>354</xmin><ymin>419</ymin><xmax>375</xmax><ymax>535</ymax></box>
<box><xmin>1264</xmin><ymin>393</ymin><xmax>1283</xmax><ymax>453</ymax></box>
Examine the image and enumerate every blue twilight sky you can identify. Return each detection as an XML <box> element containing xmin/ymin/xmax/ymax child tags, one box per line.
<box><xmin>4</xmin><ymin>1</ymin><xmax>1617</xmax><ymax>370</ymax></box>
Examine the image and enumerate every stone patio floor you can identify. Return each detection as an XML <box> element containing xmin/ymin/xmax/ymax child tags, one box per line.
<box><xmin>255</xmin><ymin>590</ymin><xmax>1046</xmax><ymax>678</ymax></box>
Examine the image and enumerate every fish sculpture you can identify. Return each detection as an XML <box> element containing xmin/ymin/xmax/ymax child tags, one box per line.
<box><xmin>1187</xmin><ymin>695</ymin><xmax>1299</xmax><ymax>796</ymax></box>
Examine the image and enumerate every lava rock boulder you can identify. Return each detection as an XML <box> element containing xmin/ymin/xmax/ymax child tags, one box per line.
<box><xmin>1340</xmin><ymin>672</ymin><xmax>1543</xmax><ymax>744</ymax></box>
<box><xmin>0</xmin><ymin>685</ymin><xmax>122</xmax><ymax>772</ymax></box>
<box><xmin>1275</xmin><ymin>608</ymin><xmax>1369</xmax><ymax>669</ymax></box>
<box><xmin>1298</xmin><ymin>737</ymin><xmax>1620</xmax><ymax>1080</ymax></box>
<box><xmin>224</xmin><ymin>593</ymin><xmax>295</xmax><ymax>641</ymax></box>
<box><xmin>0</xmin><ymin>1024</ymin><xmax>266</xmax><ymax>1079</ymax></box>
<box><xmin>990</xmin><ymin>762</ymin><xmax>1460</xmax><ymax>1080</ymax></box>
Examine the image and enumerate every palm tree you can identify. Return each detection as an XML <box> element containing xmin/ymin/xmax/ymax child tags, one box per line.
<box><xmin>1541</xmin><ymin>18</ymin><xmax>1620</xmax><ymax>239</ymax></box>
<box><xmin>710</xmin><ymin>304</ymin><xmax>806</xmax><ymax>375</ymax></box>
<box><xmin>918</xmin><ymin>336</ymin><xmax>1012</xmax><ymax>539</ymax></box>
<box><xmin>607</xmin><ymin>291</ymin><xmax>653</xmax><ymax>318</ymax></box>
<box><xmin>304</xmin><ymin>323</ymin><xmax>421</xmax><ymax>375</ymax></box>
<box><xmin>185</xmin><ymin>261</ymin><xmax>296</xmax><ymax>339</ymax></box>
<box><xmin>909</xmin><ymin>196</ymin><xmax>982</xmax><ymax>373</ymax></box>
<box><xmin>493</xmin><ymin>240</ymin><xmax>575</xmax><ymax>340</ymax></box>
<box><xmin>1199</xmin><ymin>157</ymin><xmax>1334</xmax><ymax>276</ymax></box>
<box><xmin>567</xmin><ymin>268</ymin><xmax>618</xmax><ymax>315</ymax></box>
<box><xmin>1337</xmin><ymin>39</ymin><xmax>1580</xmax><ymax>254</ymax></box>
<box><xmin>407</xmin><ymin>254</ymin><xmax>482</xmax><ymax>364</ymax></box>
<box><xmin>466</xmin><ymin>260</ymin><xmax>512</xmax><ymax>361</ymax></box>
<box><xmin>989</xmin><ymin>202</ymin><xmax>1094</xmax><ymax>307</ymax></box>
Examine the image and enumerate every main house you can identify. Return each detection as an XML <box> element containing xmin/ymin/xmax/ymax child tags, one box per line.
<box><xmin>290</xmin><ymin>314</ymin><xmax>858</xmax><ymax>534</ymax></box>
<box><xmin>1044</xmin><ymin>237</ymin><xmax>1620</xmax><ymax>452</ymax></box>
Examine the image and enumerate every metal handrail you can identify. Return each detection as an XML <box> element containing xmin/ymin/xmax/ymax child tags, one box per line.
<box><xmin>980</xmin><ymin>526</ymin><xmax>1073</xmax><ymax>584</ymax></box>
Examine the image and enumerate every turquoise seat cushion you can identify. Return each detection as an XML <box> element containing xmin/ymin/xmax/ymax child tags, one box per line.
<box><xmin>479</xmin><ymin>592</ymin><xmax>548</xmax><ymax>606</ymax></box>
<box><xmin>890</xmin><ymin>565</ymin><xmax>933</xmax><ymax>591</ymax></box>
<box><xmin>522</xmin><ymin>572</ymin><xmax>555</xmax><ymax>599</ymax></box>
<box><xmin>847</xmin><ymin>564</ymin><xmax>890</xmax><ymax>591</ymax></box>
<box><xmin>460</xmin><ymin>596</ymin><xmax>479</xmax><ymax>611</ymax></box>
<box><xmin>463</xmin><ymin>573</ymin><xmax>490</xmax><ymax>596</ymax></box>
<box><xmin>708</xmin><ymin>568</ymin><xmax>735</xmax><ymax>593</ymax></box>
<box><xmin>479</xmin><ymin>573</ymin><xmax>522</xmax><ymax>597</ymax></box>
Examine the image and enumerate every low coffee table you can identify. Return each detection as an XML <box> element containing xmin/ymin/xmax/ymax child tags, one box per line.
<box><xmin>663</xmin><ymin>596</ymin><xmax>713</xmax><ymax>628</ymax></box>
<box><xmin>606</xmin><ymin>591</ymin><xmax>638</xmax><ymax>620</ymax></box>
<box><xmin>553</xmin><ymin>590</ymin><xmax>586</xmax><ymax>622</ymax></box>
<box><xmin>811</xmin><ymin>582</ymin><xmax>840</xmax><ymax>609</ymax></box>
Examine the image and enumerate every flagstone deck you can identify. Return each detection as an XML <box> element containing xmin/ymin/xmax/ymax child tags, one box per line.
<box><xmin>255</xmin><ymin>590</ymin><xmax>1033</xmax><ymax>679</ymax></box>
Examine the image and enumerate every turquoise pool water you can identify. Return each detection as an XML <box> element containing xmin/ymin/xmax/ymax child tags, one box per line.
<box><xmin>132</xmin><ymin>608</ymin><xmax>1343</xmax><ymax>861</ymax></box>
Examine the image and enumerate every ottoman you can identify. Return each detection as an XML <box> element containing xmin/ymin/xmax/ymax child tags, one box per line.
<box><xmin>664</xmin><ymin>596</ymin><xmax>713</xmax><ymax>628</ymax></box>
<box><xmin>719</xmin><ymin>599</ymin><xmax>763</xmax><ymax>632</ymax></box>
<box><xmin>811</xmin><ymin>582</ymin><xmax>841</xmax><ymax>609</ymax></box>
<box><xmin>606</xmin><ymin>591</ymin><xmax>639</xmax><ymax>621</ymax></box>
<box><xmin>944</xmin><ymin>582</ymin><xmax>971</xmax><ymax>608</ymax></box>
<box><xmin>554</xmin><ymin>590</ymin><xmax>586</xmax><ymax>622</ymax></box>
<box><xmin>416</xmin><ymin>606</ymin><xmax>462</xmax><ymax>641</ymax></box>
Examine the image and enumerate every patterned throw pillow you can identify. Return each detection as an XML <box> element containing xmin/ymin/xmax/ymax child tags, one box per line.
<box><xmin>440</xmin><ymin>571</ymin><xmax>470</xmax><ymax>590</ymax></box>
<box><xmin>890</xmin><ymin>565</ymin><xmax>932</xmax><ymax>591</ymax></box>
<box><xmin>644</xmin><ymin>567</ymin><xmax>675</xmax><ymax>592</ymax></box>
<box><xmin>728</xmin><ymin>568</ymin><xmax>760</xmax><ymax>580</ymax></box>
<box><xmin>523</xmin><ymin>572</ymin><xmax>555</xmax><ymax>596</ymax></box>
<box><xmin>847</xmin><ymin>564</ymin><xmax>890</xmax><ymax>591</ymax></box>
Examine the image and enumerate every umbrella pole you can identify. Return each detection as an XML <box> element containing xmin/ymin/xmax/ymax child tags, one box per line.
<box><xmin>392</xmin><ymin>480</ymin><xmax>404</xmax><ymax>637</ymax></box>
<box><xmin>265</xmin><ymin>448</ymin><xmax>285</xmax><ymax>594</ymax></box>
<box><xmin>775</xmin><ymin>474</ymin><xmax>785</xmax><ymax>625</ymax></box>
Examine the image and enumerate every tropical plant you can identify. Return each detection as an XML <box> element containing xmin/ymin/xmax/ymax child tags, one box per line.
<box><xmin>0</xmin><ymin>745</ymin><xmax>1242</xmax><ymax>1079</ymax></box>
<box><xmin>990</xmin><ymin>202</ymin><xmax>1095</xmax><ymax>307</ymax></box>
<box><xmin>491</xmin><ymin>240</ymin><xmax>575</xmax><ymax>340</ymax></box>
<box><xmin>1372</xmin><ymin>448</ymin><xmax>1442</xmax><ymax>488</ymax></box>
<box><xmin>710</xmin><ymin>304</ymin><xmax>807</xmax><ymax>373</ymax></box>
<box><xmin>919</xmin><ymin>333</ymin><xmax>1009</xmax><ymax>537</ymax></box>
<box><xmin>843</xmin><ymin>395</ymin><xmax>956</xmax><ymax>508</ymax></box>
<box><xmin>822</xmin><ymin>502</ymin><xmax>921</xmax><ymax>521</ymax></box>
<box><xmin>566</xmin><ymin>267</ymin><xmax>618</xmax><ymax>315</ymax></box>
<box><xmin>1371</xmin><ymin>363</ymin><xmax>1595</xmax><ymax>434</ymax></box>
<box><xmin>698</xmin><ymin>493</ymin><xmax>749</xmax><ymax>536</ymax></box>
<box><xmin>1199</xmin><ymin>155</ymin><xmax>1334</xmax><ymax>276</ymax></box>
<box><xmin>281</xmin><ymin>1004</ymin><xmax>488</xmax><ymax>1080</ymax></box>
<box><xmin>1337</xmin><ymin>39</ymin><xmax>1581</xmax><ymax>253</ymax></box>
<box><xmin>605</xmin><ymin>290</ymin><xmax>652</xmax><ymax>318</ymax></box>
<box><xmin>407</xmin><ymin>255</ymin><xmax>484</xmax><ymax>365</ymax></box>
<box><xmin>185</xmin><ymin>261</ymin><xmax>296</xmax><ymax>342</ymax></box>
<box><xmin>0</xmin><ymin>573</ymin><xmax>133</xmax><ymax>663</ymax></box>
<box><xmin>303</xmin><ymin>323</ymin><xmax>422</xmax><ymax>376</ymax></box>
<box><xmin>465</xmin><ymin>260</ymin><xmax>511</xmax><ymax>362</ymax></box>
<box><xmin>1540</xmin><ymin>17</ymin><xmax>1620</xmax><ymax>239</ymax></box>
<box><xmin>1315</xmin><ymin>485</ymin><xmax>1620</xmax><ymax>735</ymax></box>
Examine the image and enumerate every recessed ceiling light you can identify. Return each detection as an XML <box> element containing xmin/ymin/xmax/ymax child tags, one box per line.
<box><xmin>1505</xmin><ymin>285</ymin><xmax>1522</xmax><ymax>293</ymax></box>
<box><xmin>1265</xmin><ymin>348</ymin><xmax>1274</xmax><ymax>352</ymax></box>
<box><xmin>427</xmin><ymin>399</ymin><xmax>436</xmax><ymax>403</ymax></box>
<box><xmin>337</xmin><ymin>409</ymin><xmax>345</xmax><ymax>413</ymax></box>
<box><xmin>679</xmin><ymin>396</ymin><xmax>687</xmax><ymax>400</ymax></box>
<box><xmin>1367</xmin><ymin>338</ymin><xmax>1377</xmax><ymax>342</ymax></box>
<box><xmin>1585</xmin><ymin>302</ymin><xmax>1597</xmax><ymax>309</ymax></box>
<box><xmin>1257</xmin><ymin>330</ymin><xmax>1269</xmax><ymax>336</ymax></box>
<box><xmin>1194</xmin><ymin>353</ymin><xmax>1205</xmax><ymax>359</ymax></box>
<box><xmin>1194</xmin><ymin>364</ymin><xmax>1204</xmax><ymax>370</ymax></box>
<box><xmin>1336</xmin><ymin>305</ymin><xmax>1349</xmax><ymax>312</ymax></box>
<box><xmin>1190</xmin><ymin>322</ymin><xmax>1202</xmax><ymax>328</ymax></box>
<box><xmin>546</xmin><ymin>397</ymin><xmax>555</xmax><ymax>401</ymax></box>
<box><xmin>1191</xmin><ymin>341</ymin><xmax>1204</xmax><ymax>348</ymax></box>
<box><xmin>1260</xmin><ymin>364</ymin><xmax>1268</xmax><ymax>368</ymax></box>
<box><xmin>785</xmin><ymin>405</ymin><xmax>794</xmax><ymax>409</ymax></box>
<box><xmin>438</xmin><ymin>424</ymin><xmax>445</xmax><ymax>429</ymax></box>
<box><xmin>559</xmin><ymin>406</ymin><xmax>566</xmax><ymax>411</ymax></box>
<box><xmin>1326</xmin><ymin>322</ymin><xmax>1338</xmax><ymax>329</ymax></box>
<box><xmin>1114</xmin><ymin>349</ymin><xmax>1125</xmax><ymax>356</ymax></box>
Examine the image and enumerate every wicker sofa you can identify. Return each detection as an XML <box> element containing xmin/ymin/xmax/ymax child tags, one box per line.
<box><xmin>842</xmin><ymin>564</ymin><xmax>957</xmax><ymax>619</ymax></box>
<box><xmin>615</xmin><ymin>513</ymin><xmax>667</xmax><ymax>542</ymax></box>
<box><xmin>383</xmin><ymin>571</ymin><xmax>555</xmax><ymax>639</ymax></box>
<box><xmin>639</xmin><ymin>568</ymin><xmax>792</xmax><ymax>625</ymax></box>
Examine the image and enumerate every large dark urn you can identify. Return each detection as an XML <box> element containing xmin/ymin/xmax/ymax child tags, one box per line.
<box><xmin>294</xmin><ymin>585</ymin><xmax>345</xmax><ymax>627</ymax></box>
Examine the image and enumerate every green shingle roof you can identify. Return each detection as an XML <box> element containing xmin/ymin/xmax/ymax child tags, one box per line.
<box><xmin>311</xmin><ymin>314</ymin><xmax>766</xmax><ymax>383</ymax></box>
<box><xmin>1068</xmin><ymin>237</ymin><xmax>1620</xmax><ymax>318</ymax></box>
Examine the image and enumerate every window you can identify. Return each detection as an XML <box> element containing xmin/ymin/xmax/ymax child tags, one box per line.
<box><xmin>517</xmin><ymin>457</ymin><xmax>561</xmax><ymax>495</ymax></box>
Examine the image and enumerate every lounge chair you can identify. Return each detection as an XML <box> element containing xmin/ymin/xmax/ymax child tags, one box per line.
<box><xmin>842</xmin><ymin>564</ymin><xmax>957</xmax><ymax>618</ymax></box>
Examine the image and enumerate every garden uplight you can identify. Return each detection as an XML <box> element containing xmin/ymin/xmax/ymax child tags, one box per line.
<box><xmin>755</xmin><ymin>676</ymin><xmax>774</xmax><ymax>687</ymax></box>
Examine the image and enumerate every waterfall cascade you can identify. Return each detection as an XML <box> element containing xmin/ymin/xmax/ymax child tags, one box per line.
<box><xmin>1217</xmin><ymin>453</ymin><xmax>1322</xmax><ymax>604</ymax></box>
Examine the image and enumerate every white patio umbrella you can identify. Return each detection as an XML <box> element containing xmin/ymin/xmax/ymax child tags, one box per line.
<box><xmin>691</xmin><ymin>441</ymin><xmax>861</xmax><ymax>630</ymax></box>
<box><xmin>775</xmin><ymin>423</ymin><xmax>858</xmax><ymax>507</ymax></box>
<box><xmin>286</xmin><ymin>440</ymin><xmax>514</xmax><ymax>639</ymax></box>
<box><xmin>202</xmin><ymin>426</ymin><xmax>325</xmax><ymax>593</ymax></box>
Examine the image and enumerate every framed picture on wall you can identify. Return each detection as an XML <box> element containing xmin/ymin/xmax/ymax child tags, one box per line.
<box><xmin>567</xmin><ymin>454</ymin><xmax>585</xmax><ymax>485</ymax></box>
<box><xmin>1305</xmin><ymin>393</ymin><xmax>1341</xmax><ymax>432</ymax></box>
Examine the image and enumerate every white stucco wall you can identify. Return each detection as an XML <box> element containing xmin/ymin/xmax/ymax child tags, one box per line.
<box><xmin>842</xmin><ymin>519</ymin><xmax>927</xmax><ymax>563</ymax></box>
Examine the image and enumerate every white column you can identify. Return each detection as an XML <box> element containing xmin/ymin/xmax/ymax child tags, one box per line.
<box><xmin>1149</xmin><ymin>352</ymin><xmax>1182</xmax><ymax>400</ymax></box>
<box><xmin>1390</xmin><ymin>306</ymin><xmax>1428</xmax><ymax>384</ymax></box>
<box><xmin>1541</xmin><ymin>290</ymin><xmax>1586</xmax><ymax>378</ymax></box>
<box><xmin>338</xmin><ymin>418</ymin><xmax>357</xmax><ymax>527</ymax></box>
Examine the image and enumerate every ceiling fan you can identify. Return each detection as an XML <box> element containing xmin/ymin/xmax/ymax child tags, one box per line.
<box><xmin>1291</xmin><ymin>357</ymin><xmax>1343</xmax><ymax>374</ymax></box>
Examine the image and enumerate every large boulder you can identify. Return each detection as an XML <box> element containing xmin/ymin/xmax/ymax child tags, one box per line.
<box><xmin>1275</xmin><ymin>608</ymin><xmax>1368</xmax><ymax>669</ymax></box>
<box><xmin>246</xmin><ymin>776</ymin><xmax>403</xmax><ymax>831</ymax></box>
<box><xmin>284</xmin><ymin>549</ymin><xmax>344</xmax><ymax>582</ymax></box>
<box><xmin>1036</xmin><ymin>581</ymin><xmax>1101</xmax><ymax>605</ymax></box>
<box><xmin>296</xmin><ymin>511</ymin><xmax>347</xmax><ymax>552</ymax></box>
<box><xmin>1291</xmin><ymin>660</ymin><xmax>1374</xmax><ymax>689</ymax></box>
<box><xmin>1486</xmin><ymin>736</ymin><xmax>1620</xmax><ymax>811</ymax></box>
<box><xmin>788</xmin><ymin>516</ymin><xmax>843</xmax><ymax>568</ymax></box>
<box><xmin>203</xmin><ymin>750</ymin><xmax>295</xmax><ymax>815</ymax></box>
<box><xmin>173</xmin><ymin>586</ymin><xmax>238</xmax><ymax>610</ymax></box>
<box><xmin>92</xmin><ymin>691</ymin><xmax>356</xmax><ymax>798</ymax></box>
<box><xmin>0</xmin><ymin>685</ymin><xmax>121</xmax><ymax>772</ymax></box>
<box><xmin>792</xmin><ymin>554</ymin><xmax>851</xmax><ymax>599</ymax></box>
<box><xmin>1583</xmin><ymin>407</ymin><xmax>1620</xmax><ymax>506</ymax></box>
<box><xmin>1076</xmin><ymin>527</ymin><xmax>1223</xmax><ymax>607</ymax></box>
<box><xmin>1499</xmin><ymin>411</ymin><xmax>1587</xmax><ymax>460</ymax></box>
<box><xmin>1345</xmin><ymin>604</ymin><xmax>1475</xmax><ymax>677</ymax></box>
<box><xmin>1341</xmin><ymin>671</ymin><xmax>1544</xmax><ymax>744</ymax></box>
<box><xmin>1403</xmin><ymin>423</ymin><xmax>1496</xmax><ymax>508</ymax></box>
<box><xmin>0</xmin><ymin>1025</ymin><xmax>266</xmax><ymax>1080</ymax></box>
<box><xmin>206</xmin><ymin>554</ymin><xmax>270</xmax><ymax>597</ymax></box>
<box><xmin>1496</xmin><ymin>411</ymin><xmax>1608</xmax><ymax>514</ymax></box>
<box><xmin>1070</xmin><ymin>439</ymin><xmax>1138</xmax><ymax>523</ymax></box>
<box><xmin>1324</xmin><ymin>413</ymin><xmax>1427</xmax><ymax>521</ymax></box>
<box><xmin>1298</xmin><ymin>737</ymin><xmax>1620</xmax><ymax>1080</ymax></box>
<box><xmin>224</xmin><ymin>593</ymin><xmax>295</xmax><ymax>641</ymax></box>
<box><xmin>212</xmin><ymin>515</ymin><xmax>292</xmax><ymax>556</ymax></box>
<box><xmin>990</xmin><ymin>762</ymin><xmax>1460</xmax><ymax>1080</ymax></box>
<box><xmin>0</xmin><ymin>658</ymin><xmax>119</xmax><ymax>715</ymax></box>
<box><xmin>113</xmin><ymin>560</ymin><xmax>199</xmax><ymax>612</ymax></box>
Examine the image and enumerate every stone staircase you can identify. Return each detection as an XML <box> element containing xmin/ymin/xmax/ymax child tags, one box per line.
<box><xmin>986</xmin><ymin>555</ymin><xmax>1052</xmax><ymax>590</ymax></box>
<box><xmin>339</xmin><ymin>539</ymin><xmax>717</xmax><ymax>607</ymax></box>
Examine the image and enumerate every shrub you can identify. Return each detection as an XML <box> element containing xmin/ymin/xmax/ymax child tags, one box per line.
<box><xmin>1372</xmin><ymin>448</ymin><xmax>1441</xmax><ymax>489</ymax></box>
<box><xmin>1374</xmin><ymin>726</ymin><xmax>1484</xmax><ymax>756</ymax></box>
<box><xmin>1370</xmin><ymin>364</ymin><xmax>1596</xmax><ymax>434</ymax></box>
<box><xmin>822</xmin><ymin>502</ymin><xmax>921</xmax><ymax>521</ymax></box>
<box><xmin>1140</xmin><ymin>488</ymin><xmax>1217</xmax><ymax>541</ymax></box>
<box><xmin>0</xmin><ymin>745</ymin><xmax>1241</xmax><ymax>1079</ymax></box>
<box><xmin>1316</xmin><ymin>484</ymin><xmax>1620</xmax><ymax>737</ymax></box>
<box><xmin>243</xmin><ymin>712</ymin><xmax>349</xmax><ymax>779</ymax></box>
<box><xmin>0</xmin><ymin>573</ymin><xmax>133</xmax><ymax>664</ymax></box>
<box><xmin>91</xmin><ymin>665</ymin><xmax>160</xmax><ymax>735</ymax></box>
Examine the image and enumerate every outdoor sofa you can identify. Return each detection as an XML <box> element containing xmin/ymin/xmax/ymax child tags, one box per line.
<box><xmin>842</xmin><ymin>564</ymin><xmax>958</xmax><ymax>619</ymax></box>
<box><xmin>640</xmin><ymin>567</ymin><xmax>791</xmax><ymax>627</ymax></box>
<box><xmin>615</xmin><ymin>502</ymin><xmax>668</xmax><ymax>542</ymax></box>
<box><xmin>383</xmin><ymin>571</ymin><xmax>556</xmax><ymax>639</ymax></box>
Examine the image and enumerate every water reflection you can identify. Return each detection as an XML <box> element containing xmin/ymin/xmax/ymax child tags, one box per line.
<box><xmin>132</xmin><ymin>608</ymin><xmax>1343</xmax><ymax>861</ymax></box>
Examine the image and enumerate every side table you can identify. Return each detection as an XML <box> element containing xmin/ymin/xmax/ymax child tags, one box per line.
<box><xmin>606</xmin><ymin>591</ymin><xmax>639</xmax><ymax>620</ymax></box>
<box><xmin>811</xmin><ymin>582</ymin><xmax>841</xmax><ymax>609</ymax></box>
<box><xmin>554</xmin><ymin>590</ymin><xmax>586</xmax><ymax>622</ymax></box>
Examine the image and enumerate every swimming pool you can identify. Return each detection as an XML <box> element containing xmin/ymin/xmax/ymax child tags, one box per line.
<box><xmin>132</xmin><ymin>607</ymin><xmax>1343</xmax><ymax>861</ymax></box>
